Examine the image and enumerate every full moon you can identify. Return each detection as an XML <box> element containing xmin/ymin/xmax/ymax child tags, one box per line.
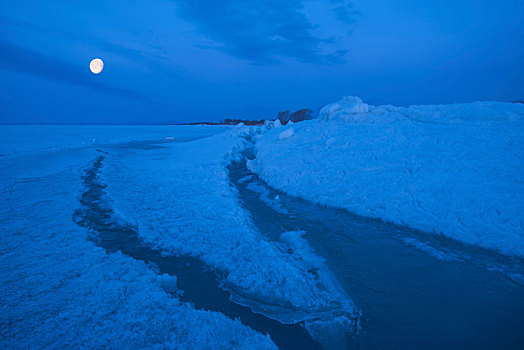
<box><xmin>90</xmin><ymin>58</ymin><xmax>104</xmax><ymax>74</ymax></box>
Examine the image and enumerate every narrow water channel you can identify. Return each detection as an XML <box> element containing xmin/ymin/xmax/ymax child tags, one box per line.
<box><xmin>229</xmin><ymin>147</ymin><xmax>524</xmax><ymax>349</ymax></box>
<box><xmin>74</xmin><ymin>153</ymin><xmax>320</xmax><ymax>350</ymax></box>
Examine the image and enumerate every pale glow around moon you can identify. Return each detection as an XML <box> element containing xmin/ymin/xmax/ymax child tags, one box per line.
<box><xmin>90</xmin><ymin>58</ymin><xmax>104</xmax><ymax>74</ymax></box>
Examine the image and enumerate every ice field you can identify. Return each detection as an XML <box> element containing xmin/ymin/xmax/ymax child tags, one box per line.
<box><xmin>2</xmin><ymin>99</ymin><xmax>524</xmax><ymax>348</ymax></box>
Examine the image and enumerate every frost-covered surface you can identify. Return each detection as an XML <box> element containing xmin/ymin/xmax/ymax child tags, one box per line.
<box><xmin>0</xmin><ymin>124</ymin><xmax>226</xmax><ymax>156</ymax></box>
<box><xmin>101</xmin><ymin>126</ymin><xmax>357</xmax><ymax>328</ymax></box>
<box><xmin>0</xmin><ymin>126</ymin><xmax>275</xmax><ymax>349</ymax></box>
<box><xmin>253</xmin><ymin>97</ymin><xmax>524</xmax><ymax>257</ymax></box>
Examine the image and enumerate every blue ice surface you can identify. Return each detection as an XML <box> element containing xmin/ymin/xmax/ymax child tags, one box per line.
<box><xmin>0</xmin><ymin>125</ymin><xmax>277</xmax><ymax>349</ymax></box>
<box><xmin>3</xmin><ymin>122</ymin><xmax>524</xmax><ymax>349</ymax></box>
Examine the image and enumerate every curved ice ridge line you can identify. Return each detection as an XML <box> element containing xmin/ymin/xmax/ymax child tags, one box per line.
<box><xmin>401</xmin><ymin>237</ymin><xmax>524</xmax><ymax>285</ymax></box>
<box><xmin>245</xmin><ymin>133</ymin><xmax>523</xmax><ymax>287</ymax></box>
<box><xmin>73</xmin><ymin>153</ymin><xmax>320</xmax><ymax>350</ymax></box>
<box><xmin>228</xmin><ymin>145</ymin><xmax>361</xmax><ymax>337</ymax></box>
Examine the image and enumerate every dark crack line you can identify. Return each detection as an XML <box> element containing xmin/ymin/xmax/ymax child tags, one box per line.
<box><xmin>73</xmin><ymin>154</ymin><xmax>320</xmax><ymax>350</ymax></box>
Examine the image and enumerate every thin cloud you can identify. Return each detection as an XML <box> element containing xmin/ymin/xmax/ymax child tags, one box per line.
<box><xmin>0</xmin><ymin>39</ymin><xmax>141</xmax><ymax>98</ymax></box>
<box><xmin>0</xmin><ymin>16</ymin><xmax>181</xmax><ymax>77</ymax></box>
<box><xmin>333</xmin><ymin>3</ymin><xmax>360</xmax><ymax>24</ymax></box>
<box><xmin>0</xmin><ymin>16</ymin><xmax>164</xmax><ymax>61</ymax></box>
<box><xmin>173</xmin><ymin>0</ymin><xmax>357</xmax><ymax>64</ymax></box>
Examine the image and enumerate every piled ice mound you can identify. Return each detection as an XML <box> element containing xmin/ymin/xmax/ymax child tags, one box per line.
<box><xmin>320</xmin><ymin>96</ymin><xmax>369</xmax><ymax>121</ymax></box>
<box><xmin>406</xmin><ymin>101</ymin><xmax>524</xmax><ymax>124</ymax></box>
<box><xmin>253</xmin><ymin>97</ymin><xmax>524</xmax><ymax>257</ymax></box>
<box><xmin>319</xmin><ymin>96</ymin><xmax>524</xmax><ymax>125</ymax></box>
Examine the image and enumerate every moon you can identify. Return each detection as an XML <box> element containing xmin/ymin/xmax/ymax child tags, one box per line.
<box><xmin>90</xmin><ymin>58</ymin><xmax>104</xmax><ymax>74</ymax></box>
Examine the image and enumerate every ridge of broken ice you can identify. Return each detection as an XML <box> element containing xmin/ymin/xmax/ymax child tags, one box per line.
<box><xmin>254</xmin><ymin>97</ymin><xmax>524</xmax><ymax>257</ymax></box>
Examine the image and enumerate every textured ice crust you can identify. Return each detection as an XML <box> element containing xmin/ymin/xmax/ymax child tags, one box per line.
<box><xmin>224</xmin><ymin>230</ymin><xmax>356</xmax><ymax>329</ymax></box>
<box><xmin>0</xmin><ymin>127</ymin><xmax>276</xmax><ymax>349</ymax></box>
<box><xmin>253</xmin><ymin>97</ymin><xmax>524</xmax><ymax>257</ymax></box>
<box><xmin>101</xmin><ymin>126</ymin><xmax>358</xmax><ymax>333</ymax></box>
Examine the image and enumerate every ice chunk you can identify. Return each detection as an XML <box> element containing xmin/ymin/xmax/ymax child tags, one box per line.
<box><xmin>158</xmin><ymin>273</ymin><xmax>179</xmax><ymax>293</ymax></box>
<box><xmin>320</xmin><ymin>96</ymin><xmax>369</xmax><ymax>121</ymax></box>
<box><xmin>278</xmin><ymin>128</ymin><xmax>294</xmax><ymax>140</ymax></box>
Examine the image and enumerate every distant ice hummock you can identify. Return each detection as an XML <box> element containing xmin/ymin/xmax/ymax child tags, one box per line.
<box><xmin>253</xmin><ymin>96</ymin><xmax>524</xmax><ymax>257</ymax></box>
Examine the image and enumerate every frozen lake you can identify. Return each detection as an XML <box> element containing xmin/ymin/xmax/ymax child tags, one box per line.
<box><xmin>2</xmin><ymin>125</ymin><xmax>523</xmax><ymax>349</ymax></box>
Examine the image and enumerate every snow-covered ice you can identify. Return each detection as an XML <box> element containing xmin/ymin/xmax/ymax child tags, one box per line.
<box><xmin>279</xmin><ymin>128</ymin><xmax>294</xmax><ymax>140</ymax></box>
<box><xmin>4</xmin><ymin>100</ymin><xmax>522</xmax><ymax>348</ymax></box>
<box><xmin>0</xmin><ymin>124</ymin><xmax>225</xmax><ymax>156</ymax></box>
<box><xmin>252</xmin><ymin>97</ymin><xmax>524</xmax><ymax>257</ymax></box>
<box><xmin>101</xmin><ymin>127</ymin><xmax>357</xmax><ymax>330</ymax></box>
<box><xmin>0</xmin><ymin>126</ymin><xmax>276</xmax><ymax>349</ymax></box>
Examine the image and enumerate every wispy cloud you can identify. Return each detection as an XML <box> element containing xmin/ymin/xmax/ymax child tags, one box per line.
<box><xmin>0</xmin><ymin>39</ymin><xmax>141</xmax><ymax>97</ymax></box>
<box><xmin>331</xmin><ymin>0</ymin><xmax>360</xmax><ymax>24</ymax></box>
<box><xmin>0</xmin><ymin>16</ymin><xmax>166</xmax><ymax>61</ymax></box>
<box><xmin>0</xmin><ymin>15</ymin><xmax>181</xmax><ymax>79</ymax></box>
<box><xmin>173</xmin><ymin>0</ymin><xmax>357</xmax><ymax>64</ymax></box>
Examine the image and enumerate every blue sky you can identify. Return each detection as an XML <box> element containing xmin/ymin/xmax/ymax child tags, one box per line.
<box><xmin>1</xmin><ymin>0</ymin><xmax>523</xmax><ymax>124</ymax></box>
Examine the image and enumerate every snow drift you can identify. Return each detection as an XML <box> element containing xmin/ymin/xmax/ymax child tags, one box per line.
<box><xmin>252</xmin><ymin>97</ymin><xmax>524</xmax><ymax>257</ymax></box>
